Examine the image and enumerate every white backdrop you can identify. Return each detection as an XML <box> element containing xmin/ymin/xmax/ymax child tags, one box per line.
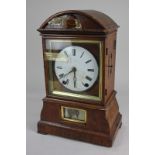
<box><xmin>27</xmin><ymin>0</ymin><xmax>129</xmax><ymax>155</ymax></box>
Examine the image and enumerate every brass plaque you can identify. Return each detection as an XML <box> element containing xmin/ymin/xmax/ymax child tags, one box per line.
<box><xmin>61</xmin><ymin>106</ymin><xmax>87</xmax><ymax>123</ymax></box>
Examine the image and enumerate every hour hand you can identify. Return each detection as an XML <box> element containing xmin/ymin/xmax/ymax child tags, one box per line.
<box><xmin>73</xmin><ymin>68</ymin><xmax>77</xmax><ymax>88</ymax></box>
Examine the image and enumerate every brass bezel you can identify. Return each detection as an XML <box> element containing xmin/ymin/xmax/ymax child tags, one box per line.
<box><xmin>45</xmin><ymin>39</ymin><xmax>103</xmax><ymax>101</ymax></box>
<box><xmin>61</xmin><ymin>106</ymin><xmax>87</xmax><ymax>123</ymax></box>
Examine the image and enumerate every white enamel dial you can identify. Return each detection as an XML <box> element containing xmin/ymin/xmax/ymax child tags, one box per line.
<box><xmin>54</xmin><ymin>46</ymin><xmax>98</xmax><ymax>92</ymax></box>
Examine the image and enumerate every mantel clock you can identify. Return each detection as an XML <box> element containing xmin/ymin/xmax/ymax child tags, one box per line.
<box><xmin>37</xmin><ymin>10</ymin><xmax>122</xmax><ymax>147</ymax></box>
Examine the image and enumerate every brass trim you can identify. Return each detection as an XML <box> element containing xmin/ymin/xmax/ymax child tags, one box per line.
<box><xmin>61</xmin><ymin>106</ymin><xmax>87</xmax><ymax>123</ymax></box>
<box><xmin>46</xmin><ymin>39</ymin><xmax>103</xmax><ymax>102</ymax></box>
<box><xmin>49</xmin><ymin>40</ymin><xmax>101</xmax><ymax>43</ymax></box>
<box><xmin>99</xmin><ymin>42</ymin><xmax>103</xmax><ymax>100</ymax></box>
<box><xmin>53</xmin><ymin>91</ymin><xmax>101</xmax><ymax>101</ymax></box>
<box><xmin>44</xmin><ymin>52</ymin><xmax>68</xmax><ymax>62</ymax></box>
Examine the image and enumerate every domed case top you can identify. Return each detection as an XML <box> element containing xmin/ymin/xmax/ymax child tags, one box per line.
<box><xmin>38</xmin><ymin>10</ymin><xmax>119</xmax><ymax>34</ymax></box>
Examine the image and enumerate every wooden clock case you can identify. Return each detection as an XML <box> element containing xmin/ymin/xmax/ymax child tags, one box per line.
<box><xmin>37</xmin><ymin>10</ymin><xmax>122</xmax><ymax>147</ymax></box>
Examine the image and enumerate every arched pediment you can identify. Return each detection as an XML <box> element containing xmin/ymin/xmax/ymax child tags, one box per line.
<box><xmin>38</xmin><ymin>10</ymin><xmax>119</xmax><ymax>34</ymax></box>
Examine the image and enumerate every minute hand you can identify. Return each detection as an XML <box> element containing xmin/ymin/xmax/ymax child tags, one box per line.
<box><xmin>63</xmin><ymin>68</ymin><xmax>74</xmax><ymax>77</ymax></box>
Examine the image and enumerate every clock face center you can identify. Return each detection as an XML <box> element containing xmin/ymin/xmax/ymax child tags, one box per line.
<box><xmin>72</xmin><ymin>67</ymin><xmax>77</xmax><ymax>72</ymax></box>
<box><xmin>55</xmin><ymin>46</ymin><xmax>98</xmax><ymax>92</ymax></box>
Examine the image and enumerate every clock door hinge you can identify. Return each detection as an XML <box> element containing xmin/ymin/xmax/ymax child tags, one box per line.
<box><xmin>113</xmin><ymin>39</ymin><xmax>116</xmax><ymax>50</ymax></box>
<box><xmin>105</xmin><ymin>89</ymin><xmax>107</xmax><ymax>95</ymax></box>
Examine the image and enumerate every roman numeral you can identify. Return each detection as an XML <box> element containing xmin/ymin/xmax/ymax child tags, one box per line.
<box><xmin>87</xmin><ymin>69</ymin><xmax>94</xmax><ymax>72</ymax></box>
<box><xmin>56</xmin><ymin>66</ymin><xmax>62</xmax><ymax>69</ymax></box>
<box><xmin>82</xmin><ymin>82</ymin><xmax>89</xmax><ymax>87</ymax></box>
<box><xmin>62</xmin><ymin>79</ymin><xmax>69</xmax><ymax>85</ymax></box>
<box><xmin>80</xmin><ymin>51</ymin><xmax>84</xmax><ymax>58</ymax></box>
<box><xmin>85</xmin><ymin>76</ymin><xmax>92</xmax><ymax>81</ymax></box>
<box><xmin>72</xmin><ymin>49</ymin><xmax>76</xmax><ymax>56</ymax></box>
<box><xmin>59</xmin><ymin>73</ymin><xmax>64</xmax><ymax>79</ymax></box>
<box><xmin>85</xmin><ymin>59</ymin><xmax>92</xmax><ymax>64</ymax></box>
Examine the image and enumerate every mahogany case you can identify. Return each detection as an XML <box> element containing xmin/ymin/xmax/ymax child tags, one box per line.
<box><xmin>37</xmin><ymin>10</ymin><xmax>122</xmax><ymax>147</ymax></box>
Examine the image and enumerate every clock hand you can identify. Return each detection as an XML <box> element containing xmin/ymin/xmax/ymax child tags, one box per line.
<box><xmin>73</xmin><ymin>67</ymin><xmax>77</xmax><ymax>88</ymax></box>
<box><xmin>63</xmin><ymin>68</ymin><xmax>74</xmax><ymax>77</ymax></box>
